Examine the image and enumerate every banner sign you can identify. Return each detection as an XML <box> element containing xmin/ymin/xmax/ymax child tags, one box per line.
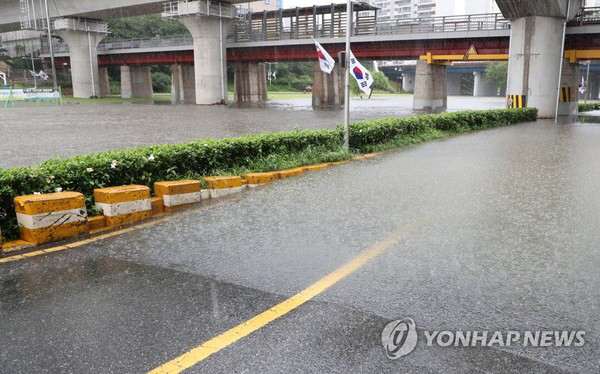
<box><xmin>0</xmin><ymin>88</ymin><xmax>61</xmax><ymax>101</ymax></box>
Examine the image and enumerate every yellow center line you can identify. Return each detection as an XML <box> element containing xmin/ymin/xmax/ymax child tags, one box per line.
<box><xmin>149</xmin><ymin>218</ymin><xmax>424</xmax><ymax>374</ymax></box>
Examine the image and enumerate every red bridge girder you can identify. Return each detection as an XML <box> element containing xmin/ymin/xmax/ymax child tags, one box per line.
<box><xmin>51</xmin><ymin>34</ymin><xmax>600</xmax><ymax>67</ymax></box>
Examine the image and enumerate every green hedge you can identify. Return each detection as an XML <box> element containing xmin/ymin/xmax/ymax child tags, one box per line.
<box><xmin>348</xmin><ymin>108</ymin><xmax>537</xmax><ymax>150</ymax></box>
<box><xmin>578</xmin><ymin>103</ymin><xmax>600</xmax><ymax>112</ymax></box>
<box><xmin>0</xmin><ymin>108</ymin><xmax>537</xmax><ymax>241</ymax></box>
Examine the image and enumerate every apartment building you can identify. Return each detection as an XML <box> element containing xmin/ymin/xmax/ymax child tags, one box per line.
<box><xmin>373</xmin><ymin>0</ymin><xmax>500</xmax><ymax>21</ymax></box>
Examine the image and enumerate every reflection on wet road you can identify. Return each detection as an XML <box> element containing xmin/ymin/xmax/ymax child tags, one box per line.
<box><xmin>1</xmin><ymin>118</ymin><xmax>599</xmax><ymax>373</ymax></box>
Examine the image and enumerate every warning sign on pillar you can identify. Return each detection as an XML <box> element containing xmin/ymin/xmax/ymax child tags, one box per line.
<box><xmin>464</xmin><ymin>45</ymin><xmax>478</xmax><ymax>60</ymax></box>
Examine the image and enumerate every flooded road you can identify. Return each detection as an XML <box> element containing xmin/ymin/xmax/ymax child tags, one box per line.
<box><xmin>0</xmin><ymin>96</ymin><xmax>505</xmax><ymax>168</ymax></box>
<box><xmin>1</xmin><ymin>117</ymin><xmax>599</xmax><ymax>373</ymax></box>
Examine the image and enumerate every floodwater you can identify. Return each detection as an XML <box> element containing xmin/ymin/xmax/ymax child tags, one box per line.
<box><xmin>0</xmin><ymin>95</ymin><xmax>505</xmax><ymax>169</ymax></box>
<box><xmin>2</xmin><ymin>117</ymin><xmax>599</xmax><ymax>372</ymax></box>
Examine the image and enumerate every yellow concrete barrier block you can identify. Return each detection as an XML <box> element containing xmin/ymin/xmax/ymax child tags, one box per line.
<box><xmin>94</xmin><ymin>185</ymin><xmax>151</xmax><ymax>227</ymax></box>
<box><xmin>363</xmin><ymin>152</ymin><xmax>383</xmax><ymax>158</ymax></box>
<box><xmin>302</xmin><ymin>163</ymin><xmax>330</xmax><ymax>171</ymax></box>
<box><xmin>14</xmin><ymin>192</ymin><xmax>88</xmax><ymax>245</ymax></box>
<box><xmin>154</xmin><ymin>180</ymin><xmax>207</xmax><ymax>211</ymax></box>
<box><xmin>353</xmin><ymin>155</ymin><xmax>367</xmax><ymax>160</ymax></box>
<box><xmin>203</xmin><ymin>176</ymin><xmax>243</xmax><ymax>189</ymax></box>
<box><xmin>204</xmin><ymin>176</ymin><xmax>245</xmax><ymax>198</ymax></box>
<box><xmin>88</xmin><ymin>216</ymin><xmax>106</xmax><ymax>231</ymax></box>
<box><xmin>275</xmin><ymin>168</ymin><xmax>304</xmax><ymax>179</ymax></box>
<box><xmin>151</xmin><ymin>197</ymin><xmax>165</xmax><ymax>215</ymax></box>
<box><xmin>242</xmin><ymin>172</ymin><xmax>277</xmax><ymax>186</ymax></box>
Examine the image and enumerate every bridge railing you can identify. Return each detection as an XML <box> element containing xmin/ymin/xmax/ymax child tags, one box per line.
<box><xmin>573</xmin><ymin>7</ymin><xmax>600</xmax><ymax>25</ymax></box>
<box><xmin>228</xmin><ymin>12</ymin><xmax>510</xmax><ymax>42</ymax></box>
<box><xmin>99</xmin><ymin>35</ymin><xmax>194</xmax><ymax>51</ymax></box>
<box><xmin>43</xmin><ymin>7</ymin><xmax>600</xmax><ymax>55</ymax></box>
<box><xmin>374</xmin><ymin>13</ymin><xmax>510</xmax><ymax>35</ymax></box>
<box><xmin>161</xmin><ymin>0</ymin><xmax>236</xmax><ymax>18</ymax></box>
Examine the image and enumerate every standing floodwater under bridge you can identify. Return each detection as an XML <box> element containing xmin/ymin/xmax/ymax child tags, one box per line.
<box><xmin>0</xmin><ymin>96</ymin><xmax>505</xmax><ymax>169</ymax></box>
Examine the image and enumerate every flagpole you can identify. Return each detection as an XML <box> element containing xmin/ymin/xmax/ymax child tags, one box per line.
<box><xmin>343</xmin><ymin>0</ymin><xmax>351</xmax><ymax>149</ymax></box>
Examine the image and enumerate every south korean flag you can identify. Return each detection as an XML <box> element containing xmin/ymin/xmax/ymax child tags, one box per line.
<box><xmin>349</xmin><ymin>50</ymin><xmax>374</xmax><ymax>95</ymax></box>
<box><xmin>313</xmin><ymin>39</ymin><xmax>335</xmax><ymax>74</ymax></box>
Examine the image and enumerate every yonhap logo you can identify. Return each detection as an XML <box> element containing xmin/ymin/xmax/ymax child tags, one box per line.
<box><xmin>381</xmin><ymin>318</ymin><xmax>586</xmax><ymax>360</ymax></box>
<box><xmin>381</xmin><ymin>318</ymin><xmax>418</xmax><ymax>359</ymax></box>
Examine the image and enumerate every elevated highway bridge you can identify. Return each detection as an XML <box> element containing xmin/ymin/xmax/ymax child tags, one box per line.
<box><xmin>1</xmin><ymin>0</ymin><xmax>598</xmax><ymax>116</ymax></box>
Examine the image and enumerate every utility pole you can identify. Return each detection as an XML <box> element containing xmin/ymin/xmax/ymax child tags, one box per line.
<box><xmin>44</xmin><ymin>0</ymin><xmax>57</xmax><ymax>90</ymax></box>
<box><xmin>585</xmin><ymin>60</ymin><xmax>591</xmax><ymax>104</ymax></box>
<box><xmin>555</xmin><ymin>0</ymin><xmax>570</xmax><ymax>122</ymax></box>
<box><xmin>31</xmin><ymin>52</ymin><xmax>37</xmax><ymax>88</ymax></box>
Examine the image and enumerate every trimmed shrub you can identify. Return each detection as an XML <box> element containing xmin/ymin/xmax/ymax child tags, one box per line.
<box><xmin>579</xmin><ymin>103</ymin><xmax>600</xmax><ymax>112</ymax></box>
<box><xmin>0</xmin><ymin>108</ymin><xmax>537</xmax><ymax>241</ymax></box>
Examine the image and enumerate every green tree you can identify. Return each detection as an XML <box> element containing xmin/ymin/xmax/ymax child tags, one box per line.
<box><xmin>485</xmin><ymin>62</ymin><xmax>508</xmax><ymax>91</ymax></box>
<box><xmin>372</xmin><ymin>71</ymin><xmax>392</xmax><ymax>92</ymax></box>
<box><xmin>151</xmin><ymin>71</ymin><xmax>171</xmax><ymax>93</ymax></box>
<box><xmin>106</xmin><ymin>15</ymin><xmax>189</xmax><ymax>41</ymax></box>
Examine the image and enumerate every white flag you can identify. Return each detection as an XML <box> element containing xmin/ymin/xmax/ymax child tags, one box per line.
<box><xmin>314</xmin><ymin>39</ymin><xmax>335</xmax><ymax>74</ymax></box>
<box><xmin>579</xmin><ymin>76</ymin><xmax>586</xmax><ymax>94</ymax></box>
<box><xmin>29</xmin><ymin>70</ymin><xmax>38</xmax><ymax>77</ymax></box>
<box><xmin>349</xmin><ymin>50</ymin><xmax>374</xmax><ymax>95</ymax></box>
<box><xmin>38</xmin><ymin>70</ymin><xmax>49</xmax><ymax>81</ymax></box>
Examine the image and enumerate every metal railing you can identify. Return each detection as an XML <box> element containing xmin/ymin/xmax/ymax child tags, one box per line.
<box><xmin>374</xmin><ymin>13</ymin><xmax>510</xmax><ymax>35</ymax></box>
<box><xmin>228</xmin><ymin>12</ymin><xmax>510</xmax><ymax>43</ymax></box>
<box><xmin>572</xmin><ymin>6</ymin><xmax>600</xmax><ymax>25</ymax></box>
<box><xmin>52</xmin><ymin>18</ymin><xmax>108</xmax><ymax>33</ymax></box>
<box><xmin>161</xmin><ymin>0</ymin><xmax>236</xmax><ymax>18</ymax></box>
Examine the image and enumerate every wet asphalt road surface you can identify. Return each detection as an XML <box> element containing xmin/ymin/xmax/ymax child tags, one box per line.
<box><xmin>0</xmin><ymin>96</ymin><xmax>504</xmax><ymax>168</ymax></box>
<box><xmin>1</xmin><ymin>118</ymin><xmax>599</xmax><ymax>373</ymax></box>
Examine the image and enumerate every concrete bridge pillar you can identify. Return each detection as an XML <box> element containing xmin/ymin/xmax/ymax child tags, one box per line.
<box><xmin>497</xmin><ymin>0</ymin><xmax>583</xmax><ymax>117</ymax></box>
<box><xmin>447</xmin><ymin>73</ymin><xmax>463</xmax><ymax>95</ymax></box>
<box><xmin>99</xmin><ymin>67</ymin><xmax>110</xmax><ymax>98</ymax></box>
<box><xmin>178</xmin><ymin>17</ymin><xmax>230</xmax><ymax>105</ymax></box>
<box><xmin>473</xmin><ymin>72</ymin><xmax>484</xmax><ymax>97</ymax></box>
<box><xmin>121</xmin><ymin>65</ymin><xmax>153</xmax><ymax>99</ymax></box>
<box><xmin>590</xmin><ymin>74</ymin><xmax>600</xmax><ymax>100</ymax></box>
<box><xmin>413</xmin><ymin>60</ymin><xmax>447</xmax><ymax>112</ymax></box>
<box><xmin>234</xmin><ymin>62</ymin><xmax>268</xmax><ymax>105</ymax></box>
<box><xmin>506</xmin><ymin>16</ymin><xmax>565</xmax><ymax>116</ymax></box>
<box><xmin>473</xmin><ymin>71</ymin><xmax>499</xmax><ymax>97</ymax></box>
<box><xmin>312</xmin><ymin>62</ymin><xmax>345</xmax><ymax>109</ymax></box>
<box><xmin>558</xmin><ymin>61</ymin><xmax>579</xmax><ymax>116</ymax></box>
<box><xmin>171</xmin><ymin>64</ymin><xmax>196</xmax><ymax>104</ymax></box>
<box><xmin>54</xmin><ymin>28</ymin><xmax>105</xmax><ymax>98</ymax></box>
<box><xmin>401</xmin><ymin>73</ymin><xmax>415</xmax><ymax>93</ymax></box>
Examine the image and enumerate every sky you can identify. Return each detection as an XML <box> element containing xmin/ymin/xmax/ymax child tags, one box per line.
<box><xmin>281</xmin><ymin>0</ymin><xmax>499</xmax><ymax>15</ymax></box>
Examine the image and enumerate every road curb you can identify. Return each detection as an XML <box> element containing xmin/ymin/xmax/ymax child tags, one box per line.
<box><xmin>1</xmin><ymin>154</ymin><xmax>382</xmax><ymax>259</ymax></box>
